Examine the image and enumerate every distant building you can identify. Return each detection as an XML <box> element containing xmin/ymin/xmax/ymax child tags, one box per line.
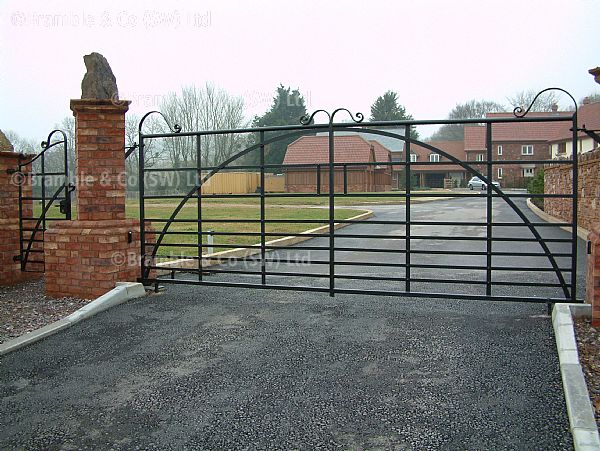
<box><xmin>283</xmin><ymin>135</ymin><xmax>392</xmax><ymax>193</ymax></box>
<box><xmin>391</xmin><ymin>141</ymin><xmax>467</xmax><ymax>189</ymax></box>
<box><xmin>548</xmin><ymin>99</ymin><xmax>600</xmax><ymax>159</ymax></box>
<box><xmin>464</xmin><ymin>111</ymin><xmax>570</xmax><ymax>188</ymax></box>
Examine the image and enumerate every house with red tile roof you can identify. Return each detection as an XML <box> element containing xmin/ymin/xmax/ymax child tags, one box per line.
<box><xmin>283</xmin><ymin>135</ymin><xmax>392</xmax><ymax>193</ymax></box>
<box><xmin>463</xmin><ymin>110</ymin><xmax>572</xmax><ymax>188</ymax></box>
<box><xmin>547</xmin><ymin>99</ymin><xmax>600</xmax><ymax>159</ymax></box>
<box><xmin>391</xmin><ymin>141</ymin><xmax>468</xmax><ymax>188</ymax></box>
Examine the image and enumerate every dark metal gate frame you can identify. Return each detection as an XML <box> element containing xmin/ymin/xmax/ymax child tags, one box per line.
<box><xmin>136</xmin><ymin>88</ymin><xmax>584</xmax><ymax>304</ymax></box>
<box><xmin>11</xmin><ymin>130</ymin><xmax>74</xmax><ymax>272</ymax></box>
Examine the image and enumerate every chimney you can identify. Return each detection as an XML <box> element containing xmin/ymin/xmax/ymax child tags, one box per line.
<box><xmin>551</xmin><ymin>103</ymin><xmax>558</xmax><ymax>112</ymax></box>
<box><xmin>583</xmin><ymin>97</ymin><xmax>591</xmax><ymax>105</ymax></box>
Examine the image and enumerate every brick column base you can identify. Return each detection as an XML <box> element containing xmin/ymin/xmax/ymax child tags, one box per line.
<box><xmin>0</xmin><ymin>219</ymin><xmax>41</xmax><ymax>285</ymax></box>
<box><xmin>44</xmin><ymin>219</ymin><xmax>151</xmax><ymax>299</ymax></box>
<box><xmin>587</xmin><ymin>225</ymin><xmax>600</xmax><ymax>326</ymax></box>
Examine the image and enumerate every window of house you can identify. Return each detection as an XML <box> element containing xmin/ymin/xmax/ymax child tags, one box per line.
<box><xmin>523</xmin><ymin>168</ymin><xmax>535</xmax><ymax>177</ymax></box>
<box><xmin>497</xmin><ymin>145</ymin><xmax>503</xmax><ymax>156</ymax></box>
<box><xmin>476</xmin><ymin>154</ymin><xmax>484</xmax><ymax>162</ymax></box>
<box><xmin>497</xmin><ymin>167</ymin><xmax>503</xmax><ymax>179</ymax></box>
<box><xmin>521</xmin><ymin>145</ymin><xmax>534</xmax><ymax>155</ymax></box>
<box><xmin>410</xmin><ymin>154</ymin><xmax>417</xmax><ymax>162</ymax></box>
<box><xmin>429</xmin><ymin>153</ymin><xmax>440</xmax><ymax>162</ymax></box>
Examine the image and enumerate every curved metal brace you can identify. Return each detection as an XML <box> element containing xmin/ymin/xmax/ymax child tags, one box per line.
<box><xmin>125</xmin><ymin>143</ymin><xmax>139</xmax><ymax>159</ymax></box>
<box><xmin>21</xmin><ymin>129</ymin><xmax>68</xmax><ymax>167</ymax></box>
<box><xmin>338</xmin><ymin>126</ymin><xmax>571</xmax><ymax>299</ymax></box>
<box><xmin>138</xmin><ymin>110</ymin><xmax>182</xmax><ymax>135</ymax></box>
<box><xmin>22</xmin><ymin>184</ymin><xmax>67</xmax><ymax>270</ymax></box>
<box><xmin>143</xmin><ymin>128</ymin><xmax>318</xmax><ymax>279</ymax></box>
<box><xmin>513</xmin><ymin>87</ymin><xmax>578</xmax><ymax>118</ymax></box>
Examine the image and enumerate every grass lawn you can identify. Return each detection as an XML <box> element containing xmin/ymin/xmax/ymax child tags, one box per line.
<box><xmin>34</xmin><ymin>199</ymin><xmax>367</xmax><ymax>257</ymax></box>
<box><xmin>130</xmin><ymin>203</ymin><xmax>365</xmax><ymax>257</ymax></box>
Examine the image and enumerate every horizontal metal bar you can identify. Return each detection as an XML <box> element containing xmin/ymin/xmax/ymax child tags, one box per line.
<box><xmin>21</xmin><ymin>197</ymin><xmax>67</xmax><ymax>201</ymax></box>
<box><xmin>141</xmin><ymin>217</ymin><xmax>573</xmax><ymax>229</ymax></box>
<box><xmin>144</xmin><ymin>160</ymin><xmax>395</xmax><ymax>173</ymax></box>
<box><xmin>140</xmin><ymin>114</ymin><xmax>574</xmax><ymax>139</ymax></box>
<box><xmin>153</xmin><ymin>248</ymin><xmax>572</xmax><ymax>261</ymax></box>
<box><xmin>464</xmin><ymin>159</ymin><xmax>571</xmax><ymax>165</ymax></box>
<box><xmin>141</xmin><ymin>278</ymin><xmax>580</xmax><ymax>304</ymax></box>
<box><xmin>27</xmin><ymin>172</ymin><xmax>67</xmax><ymax>177</ymax></box>
<box><xmin>20</xmin><ymin>217</ymin><xmax>69</xmax><ymax>221</ymax></box>
<box><xmin>155</xmin><ymin>268</ymin><xmax>568</xmax><ymax>288</ymax></box>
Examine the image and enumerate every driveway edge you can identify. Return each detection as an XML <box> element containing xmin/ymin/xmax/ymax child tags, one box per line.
<box><xmin>526</xmin><ymin>198</ymin><xmax>589</xmax><ymax>241</ymax></box>
<box><xmin>552</xmin><ymin>303</ymin><xmax>600</xmax><ymax>450</ymax></box>
<box><xmin>156</xmin><ymin>210</ymin><xmax>374</xmax><ymax>274</ymax></box>
<box><xmin>0</xmin><ymin>282</ymin><xmax>146</xmax><ymax>356</ymax></box>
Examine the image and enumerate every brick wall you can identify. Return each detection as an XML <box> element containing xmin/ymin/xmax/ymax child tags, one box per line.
<box><xmin>544</xmin><ymin>148</ymin><xmax>600</xmax><ymax>231</ymax></box>
<box><xmin>0</xmin><ymin>151</ymin><xmax>39</xmax><ymax>285</ymax></box>
<box><xmin>588</xmin><ymin>226</ymin><xmax>600</xmax><ymax>326</ymax></box>
<box><xmin>44</xmin><ymin>219</ymin><xmax>146</xmax><ymax>299</ymax></box>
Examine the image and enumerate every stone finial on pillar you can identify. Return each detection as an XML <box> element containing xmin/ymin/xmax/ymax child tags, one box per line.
<box><xmin>589</xmin><ymin>67</ymin><xmax>600</xmax><ymax>85</ymax></box>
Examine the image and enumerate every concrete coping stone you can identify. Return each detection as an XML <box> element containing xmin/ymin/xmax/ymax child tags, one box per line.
<box><xmin>0</xmin><ymin>282</ymin><xmax>147</xmax><ymax>356</ymax></box>
<box><xmin>552</xmin><ymin>303</ymin><xmax>600</xmax><ymax>450</ymax></box>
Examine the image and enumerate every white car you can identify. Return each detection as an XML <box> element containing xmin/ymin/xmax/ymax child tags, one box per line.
<box><xmin>468</xmin><ymin>176</ymin><xmax>501</xmax><ymax>190</ymax></box>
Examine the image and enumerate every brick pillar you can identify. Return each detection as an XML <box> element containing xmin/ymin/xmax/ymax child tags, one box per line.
<box><xmin>0</xmin><ymin>151</ymin><xmax>39</xmax><ymax>285</ymax></box>
<box><xmin>588</xmin><ymin>226</ymin><xmax>600</xmax><ymax>326</ymax></box>
<box><xmin>70</xmin><ymin>99</ymin><xmax>128</xmax><ymax>221</ymax></box>
<box><xmin>44</xmin><ymin>99</ymin><xmax>150</xmax><ymax>299</ymax></box>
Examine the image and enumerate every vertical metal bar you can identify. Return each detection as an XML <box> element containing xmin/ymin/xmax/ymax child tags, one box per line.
<box><xmin>196</xmin><ymin>135</ymin><xmax>202</xmax><ymax>282</ymax></box>
<box><xmin>41</xmin><ymin>149</ymin><xmax>46</xmax><ymax>234</ymax></box>
<box><xmin>405</xmin><ymin>125</ymin><xmax>411</xmax><ymax>293</ymax></box>
<box><xmin>17</xmin><ymin>159</ymin><xmax>24</xmax><ymax>270</ymax></box>
<box><xmin>260</xmin><ymin>130</ymin><xmax>266</xmax><ymax>286</ymax></box>
<box><xmin>571</xmin><ymin>113</ymin><xmax>578</xmax><ymax>302</ymax></box>
<box><xmin>343</xmin><ymin>164</ymin><xmax>348</xmax><ymax>195</ymax></box>
<box><xmin>486</xmin><ymin>123</ymin><xmax>493</xmax><ymax>296</ymax></box>
<box><xmin>63</xmin><ymin>138</ymin><xmax>71</xmax><ymax>219</ymax></box>
<box><xmin>328</xmin><ymin>124</ymin><xmax>335</xmax><ymax>297</ymax></box>
<box><xmin>138</xmin><ymin>134</ymin><xmax>146</xmax><ymax>282</ymax></box>
<box><xmin>316</xmin><ymin>164</ymin><xmax>321</xmax><ymax>195</ymax></box>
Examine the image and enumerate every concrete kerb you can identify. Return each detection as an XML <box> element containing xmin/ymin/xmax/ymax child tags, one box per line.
<box><xmin>156</xmin><ymin>210</ymin><xmax>374</xmax><ymax>275</ymax></box>
<box><xmin>552</xmin><ymin>303</ymin><xmax>600</xmax><ymax>450</ymax></box>
<box><xmin>0</xmin><ymin>282</ymin><xmax>147</xmax><ymax>356</ymax></box>
<box><xmin>526</xmin><ymin>198</ymin><xmax>590</xmax><ymax>241</ymax></box>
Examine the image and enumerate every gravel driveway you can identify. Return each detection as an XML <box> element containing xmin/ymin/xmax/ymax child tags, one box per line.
<box><xmin>0</xmin><ymin>196</ymin><xmax>580</xmax><ymax>449</ymax></box>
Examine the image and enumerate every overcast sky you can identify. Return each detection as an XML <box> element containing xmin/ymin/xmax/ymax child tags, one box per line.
<box><xmin>1</xmin><ymin>0</ymin><xmax>599</xmax><ymax>143</ymax></box>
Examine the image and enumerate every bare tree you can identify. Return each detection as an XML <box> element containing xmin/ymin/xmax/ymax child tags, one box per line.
<box><xmin>430</xmin><ymin>99</ymin><xmax>505</xmax><ymax>141</ymax></box>
<box><xmin>507</xmin><ymin>89</ymin><xmax>560</xmax><ymax>112</ymax></box>
<box><xmin>158</xmin><ymin>83</ymin><xmax>247</xmax><ymax>168</ymax></box>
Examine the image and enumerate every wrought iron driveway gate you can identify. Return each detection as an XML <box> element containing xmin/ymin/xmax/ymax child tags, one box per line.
<box><xmin>13</xmin><ymin>130</ymin><xmax>73</xmax><ymax>272</ymax></box>
<box><xmin>137</xmin><ymin>89</ymin><xmax>583</xmax><ymax>304</ymax></box>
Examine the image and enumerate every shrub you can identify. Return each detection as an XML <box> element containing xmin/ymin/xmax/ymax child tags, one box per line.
<box><xmin>527</xmin><ymin>169</ymin><xmax>544</xmax><ymax>210</ymax></box>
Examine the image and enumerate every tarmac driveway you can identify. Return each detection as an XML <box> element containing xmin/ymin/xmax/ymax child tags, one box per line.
<box><xmin>0</xmin><ymin>196</ymin><xmax>581</xmax><ymax>449</ymax></box>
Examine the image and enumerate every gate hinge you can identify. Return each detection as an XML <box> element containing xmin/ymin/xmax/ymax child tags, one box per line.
<box><xmin>588</xmin><ymin>240</ymin><xmax>593</xmax><ymax>255</ymax></box>
<box><xmin>13</xmin><ymin>255</ymin><xmax>22</xmax><ymax>262</ymax></box>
